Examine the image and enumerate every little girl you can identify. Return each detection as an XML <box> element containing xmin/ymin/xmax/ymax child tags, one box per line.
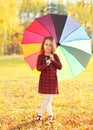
<box><xmin>36</xmin><ymin>36</ymin><xmax>62</xmax><ymax>121</ymax></box>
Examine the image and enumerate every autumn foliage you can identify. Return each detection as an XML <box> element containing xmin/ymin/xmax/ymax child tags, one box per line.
<box><xmin>0</xmin><ymin>0</ymin><xmax>93</xmax><ymax>55</ymax></box>
<box><xmin>0</xmin><ymin>55</ymin><xmax>93</xmax><ymax>129</ymax></box>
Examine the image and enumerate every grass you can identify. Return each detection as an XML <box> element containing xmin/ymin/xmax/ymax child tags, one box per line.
<box><xmin>0</xmin><ymin>54</ymin><xmax>93</xmax><ymax>130</ymax></box>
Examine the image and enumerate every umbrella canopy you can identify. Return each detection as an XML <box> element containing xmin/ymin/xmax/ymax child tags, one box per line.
<box><xmin>22</xmin><ymin>13</ymin><xmax>92</xmax><ymax>81</ymax></box>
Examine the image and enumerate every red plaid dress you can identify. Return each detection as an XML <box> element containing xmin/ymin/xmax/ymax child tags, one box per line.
<box><xmin>36</xmin><ymin>54</ymin><xmax>62</xmax><ymax>94</ymax></box>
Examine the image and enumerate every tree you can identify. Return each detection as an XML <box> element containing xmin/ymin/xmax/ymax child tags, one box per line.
<box><xmin>19</xmin><ymin>0</ymin><xmax>47</xmax><ymax>24</ymax></box>
<box><xmin>45</xmin><ymin>0</ymin><xmax>67</xmax><ymax>15</ymax></box>
<box><xmin>0</xmin><ymin>0</ymin><xmax>23</xmax><ymax>54</ymax></box>
<box><xmin>66</xmin><ymin>0</ymin><xmax>93</xmax><ymax>32</ymax></box>
<box><xmin>0</xmin><ymin>0</ymin><xmax>23</xmax><ymax>55</ymax></box>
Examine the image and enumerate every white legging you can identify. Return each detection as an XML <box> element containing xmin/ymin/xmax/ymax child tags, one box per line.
<box><xmin>38</xmin><ymin>94</ymin><xmax>53</xmax><ymax>116</ymax></box>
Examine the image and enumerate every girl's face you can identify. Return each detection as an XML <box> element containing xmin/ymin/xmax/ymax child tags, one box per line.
<box><xmin>43</xmin><ymin>39</ymin><xmax>52</xmax><ymax>54</ymax></box>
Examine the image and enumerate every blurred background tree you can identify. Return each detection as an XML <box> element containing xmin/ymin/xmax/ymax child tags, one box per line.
<box><xmin>0</xmin><ymin>0</ymin><xmax>23</xmax><ymax>55</ymax></box>
<box><xmin>0</xmin><ymin>0</ymin><xmax>93</xmax><ymax>55</ymax></box>
<box><xmin>66</xmin><ymin>0</ymin><xmax>93</xmax><ymax>37</ymax></box>
<box><xmin>45</xmin><ymin>0</ymin><xmax>66</xmax><ymax>15</ymax></box>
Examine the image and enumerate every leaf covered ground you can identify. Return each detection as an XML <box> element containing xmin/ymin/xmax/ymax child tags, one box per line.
<box><xmin>0</xmin><ymin>54</ymin><xmax>93</xmax><ymax>130</ymax></box>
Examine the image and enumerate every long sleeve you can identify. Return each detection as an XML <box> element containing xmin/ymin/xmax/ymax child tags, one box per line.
<box><xmin>52</xmin><ymin>54</ymin><xmax>62</xmax><ymax>70</ymax></box>
<box><xmin>36</xmin><ymin>55</ymin><xmax>47</xmax><ymax>71</ymax></box>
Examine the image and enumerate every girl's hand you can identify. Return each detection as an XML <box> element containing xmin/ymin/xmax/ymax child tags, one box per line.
<box><xmin>49</xmin><ymin>54</ymin><xmax>54</xmax><ymax>61</ymax></box>
<box><xmin>45</xmin><ymin>58</ymin><xmax>52</xmax><ymax>66</ymax></box>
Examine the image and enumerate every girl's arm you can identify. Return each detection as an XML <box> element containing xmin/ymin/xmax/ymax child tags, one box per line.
<box><xmin>36</xmin><ymin>55</ymin><xmax>47</xmax><ymax>71</ymax></box>
<box><xmin>52</xmin><ymin>54</ymin><xmax>62</xmax><ymax>70</ymax></box>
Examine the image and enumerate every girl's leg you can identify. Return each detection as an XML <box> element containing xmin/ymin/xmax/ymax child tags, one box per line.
<box><xmin>38</xmin><ymin>94</ymin><xmax>53</xmax><ymax>116</ymax></box>
<box><xmin>46</xmin><ymin>102</ymin><xmax>53</xmax><ymax>116</ymax></box>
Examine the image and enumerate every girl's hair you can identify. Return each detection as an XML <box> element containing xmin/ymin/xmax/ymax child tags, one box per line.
<box><xmin>40</xmin><ymin>36</ymin><xmax>57</xmax><ymax>54</ymax></box>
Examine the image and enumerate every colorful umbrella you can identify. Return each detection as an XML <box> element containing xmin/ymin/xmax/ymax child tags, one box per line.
<box><xmin>22</xmin><ymin>13</ymin><xmax>92</xmax><ymax>81</ymax></box>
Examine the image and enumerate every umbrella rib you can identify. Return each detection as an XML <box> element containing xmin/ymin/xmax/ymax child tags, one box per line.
<box><xmin>36</xmin><ymin>19</ymin><xmax>56</xmax><ymax>37</ymax></box>
<box><xmin>62</xmin><ymin>44</ymin><xmax>92</xmax><ymax>56</ymax></box>
<box><xmin>61</xmin><ymin>45</ymin><xmax>91</xmax><ymax>68</ymax></box>
<box><xmin>26</xmin><ymin>29</ymin><xmax>50</xmax><ymax>37</ymax></box>
<box><xmin>60</xmin><ymin>25</ymin><xmax>81</xmax><ymax>42</ymax></box>
<box><xmin>57</xmin><ymin>47</ymin><xmax>74</xmax><ymax>79</ymax></box>
<box><xmin>24</xmin><ymin>52</ymin><xmax>40</xmax><ymax>59</ymax></box>
<box><xmin>60</xmin><ymin>47</ymin><xmax>75</xmax><ymax>77</ymax></box>
<box><xmin>61</xmin><ymin>39</ymin><xmax>90</xmax><ymax>44</ymax></box>
<box><xmin>26</xmin><ymin>29</ymin><xmax>48</xmax><ymax>37</ymax></box>
<box><xmin>61</xmin><ymin>40</ymin><xmax>92</xmax><ymax>55</ymax></box>
<box><xmin>61</xmin><ymin>38</ymin><xmax>89</xmax><ymax>43</ymax></box>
